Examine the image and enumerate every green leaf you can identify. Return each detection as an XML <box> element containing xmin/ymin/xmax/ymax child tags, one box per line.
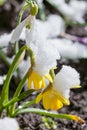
<box><xmin>9</xmin><ymin>71</ymin><xmax>29</xmax><ymax>116</ymax></box>
<box><xmin>0</xmin><ymin>50</ymin><xmax>10</xmax><ymax>67</ymax></box>
<box><xmin>14</xmin><ymin>99</ymin><xmax>35</xmax><ymax>115</ymax></box>
<box><xmin>13</xmin><ymin>71</ymin><xmax>29</xmax><ymax>98</ymax></box>
<box><xmin>13</xmin><ymin>108</ymin><xmax>84</xmax><ymax>123</ymax></box>
<box><xmin>42</xmin><ymin>116</ymin><xmax>57</xmax><ymax>129</ymax></box>
<box><xmin>0</xmin><ymin>45</ymin><xmax>27</xmax><ymax>106</ymax></box>
<box><xmin>3</xmin><ymin>89</ymin><xmax>35</xmax><ymax>108</ymax></box>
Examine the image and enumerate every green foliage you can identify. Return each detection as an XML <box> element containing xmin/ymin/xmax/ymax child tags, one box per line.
<box><xmin>42</xmin><ymin>116</ymin><xmax>57</xmax><ymax>129</ymax></box>
<box><xmin>0</xmin><ymin>0</ymin><xmax>6</xmax><ymax>6</ymax></box>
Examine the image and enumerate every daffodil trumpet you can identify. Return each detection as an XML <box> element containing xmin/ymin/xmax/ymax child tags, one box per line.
<box><xmin>28</xmin><ymin>67</ymin><xmax>53</xmax><ymax>90</ymax></box>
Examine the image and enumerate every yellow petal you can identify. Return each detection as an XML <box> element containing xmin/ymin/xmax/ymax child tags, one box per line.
<box><xmin>71</xmin><ymin>85</ymin><xmax>81</xmax><ymax>88</ymax></box>
<box><xmin>42</xmin><ymin>94</ymin><xmax>51</xmax><ymax>110</ymax></box>
<box><xmin>53</xmin><ymin>90</ymin><xmax>70</xmax><ymax>105</ymax></box>
<box><xmin>28</xmin><ymin>77</ymin><xmax>32</xmax><ymax>89</ymax></box>
<box><xmin>36</xmin><ymin>93</ymin><xmax>42</xmax><ymax>104</ymax></box>
<box><xmin>28</xmin><ymin>71</ymin><xmax>46</xmax><ymax>90</ymax></box>
<box><xmin>42</xmin><ymin>87</ymin><xmax>64</xmax><ymax>110</ymax></box>
<box><xmin>33</xmin><ymin>80</ymin><xmax>38</xmax><ymax>90</ymax></box>
<box><xmin>42</xmin><ymin>77</ymin><xmax>46</xmax><ymax>88</ymax></box>
<box><xmin>51</xmin><ymin>98</ymin><xmax>63</xmax><ymax>110</ymax></box>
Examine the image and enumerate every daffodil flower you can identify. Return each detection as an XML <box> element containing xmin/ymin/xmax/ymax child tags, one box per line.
<box><xmin>27</xmin><ymin>42</ymin><xmax>60</xmax><ymax>91</ymax></box>
<box><xmin>28</xmin><ymin>69</ymin><xmax>53</xmax><ymax>90</ymax></box>
<box><xmin>11</xmin><ymin>2</ymin><xmax>60</xmax><ymax>90</ymax></box>
<box><xmin>36</xmin><ymin>65</ymin><xmax>81</xmax><ymax>110</ymax></box>
<box><xmin>27</xmin><ymin>40</ymin><xmax>60</xmax><ymax>90</ymax></box>
<box><xmin>36</xmin><ymin>86</ymin><xmax>64</xmax><ymax>110</ymax></box>
<box><xmin>11</xmin><ymin>1</ymin><xmax>38</xmax><ymax>43</ymax></box>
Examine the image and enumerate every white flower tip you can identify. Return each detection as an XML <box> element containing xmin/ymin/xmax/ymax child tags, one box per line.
<box><xmin>11</xmin><ymin>27</ymin><xmax>22</xmax><ymax>43</ymax></box>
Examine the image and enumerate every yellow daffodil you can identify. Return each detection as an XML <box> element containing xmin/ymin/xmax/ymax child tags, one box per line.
<box><xmin>28</xmin><ymin>70</ymin><xmax>53</xmax><ymax>90</ymax></box>
<box><xmin>36</xmin><ymin>86</ymin><xmax>70</xmax><ymax>110</ymax></box>
<box><xmin>36</xmin><ymin>65</ymin><xmax>81</xmax><ymax>110</ymax></box>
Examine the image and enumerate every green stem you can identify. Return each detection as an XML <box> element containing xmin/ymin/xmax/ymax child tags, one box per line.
<box><xmin>0</xmin><ymin>45</ymin><xmax>27</xmax><ymax>107</ymax></box>
<box><xmin>27</xmin><ymin>47</ymin><xmax>35</xmax><ymax>66</ymax></box>
<box><xmin>14</xmin><ymin>2</ymin><xmax>30</xmax><ymax>55</ymax></box>
<box><xmin>14</xmin><ymin>41</ymin><xmax>19</xmax><ymax>54</ymax></box>
<box><xmin>17</xmin><ymin>0</ymin><xmax>37</xmax><ymax>25</ymax></box>
<box><xmin>14</xmin><ymin>99</ymin><xmax>35</xmax><ymax>116</ymax></box>
<box><xmin>50</xmin><ymin>69</ymin><xmax>55</xmax><ymax>80</ymax></box>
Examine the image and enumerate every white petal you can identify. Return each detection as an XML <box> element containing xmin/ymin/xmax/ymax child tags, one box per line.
<box><xmin>30</xmin><ymin>39</ymin><xmax>60</xmax><ymax>75</ymax></box>
<box><xmin>26</xmin><ymin>14</ymin><xmax>65</xmax><ymax>46</ymax></box>
<box><xmin>11</xmin><ymin>15</ymin><xmax>32</xmax><ymax>43</ymax></box>
<box><xmin>54</xmin><ymin>65</ymin><xmax>80</xmax><ymax>99</ymax></box>
<box><xmin>25</xmin><ymin>16</ymin><xmax>37</xmax><ymax>46</ymax></box>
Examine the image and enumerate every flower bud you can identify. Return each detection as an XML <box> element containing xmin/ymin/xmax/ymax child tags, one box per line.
<box><xmin>30</xmin><ymin>2</ymin><xmax>38</xmax><ymax>16</ymax></box>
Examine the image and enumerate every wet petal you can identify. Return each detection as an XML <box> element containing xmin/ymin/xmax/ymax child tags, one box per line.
<box><xmin>51</xmin><ymin>98</ymin><xmax>63</xmax><ymax>110</ymax></box>
<box><xmin>11</xmin><ymin>15</ymin><xmax>32</xmax><ymax>43</ymax></box>
<box><xmin>42</xmin><ymin>94</ymin><xmax>51</xmax><ymax>110</ymax></box>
